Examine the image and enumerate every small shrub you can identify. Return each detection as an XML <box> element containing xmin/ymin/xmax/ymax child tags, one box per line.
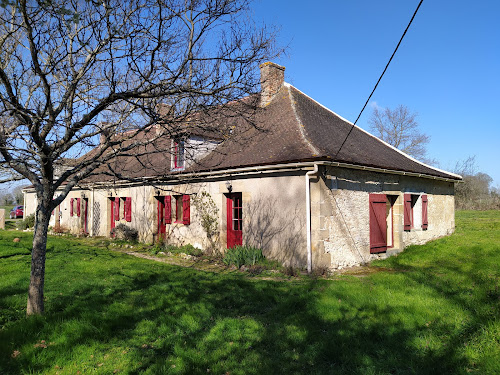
<box><xmin>150</xmin><ymin>241</ymin><xmax>164</xmax><ymax>255</ymax></box>
<box><xmin>16</xmin><ymin>214</ymin><xmax>35</xmax><ymax>230</ymax></box>
<box><xmin>311</xmin><ymin>266</ymin><xmax>329</xmax><ymax>277</ymax></box>
<box><xmin>165</xmin><ymin>243</ymin><xmax>203</xmax><ymax>257</ymax></box>
<box><xmin>110</xmin><ymin>223</ymin><xmax>138</xmax><ymax>241</ymax></box>
<box><xmin>223</xmin><ymin>245</ymin><xmax>265</xmax><ymax>268</ymax></box>
<box><xmin>53</xmin><ymin>225</ymin><xmax>70</xmax><ymax>234</ymax></box>
<box><xmin>284</xmin><ymin>265</ymin><xmax>299</xmax><ymax>277</ymax></box>
<box><xmin>247</xmin><ymin>264</ymin><xmax>265</xmax><ymax>275</ymax></box>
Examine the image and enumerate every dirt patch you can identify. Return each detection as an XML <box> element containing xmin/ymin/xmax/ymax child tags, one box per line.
<box><xmin>110</xmin><ymin>247</ymin><xmax>389</xmax><ymax>281</ymax></box>
<box><xmin>335</xmin><ymin>265</ymin><xmax>401</xmax><ymax>277</ymax></box>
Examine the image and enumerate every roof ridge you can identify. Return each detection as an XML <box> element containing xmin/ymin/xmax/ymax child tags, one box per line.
<box><xmin>285</xmin><ymin>83</ymin><xmax>462</xmax><ymax>180</ymax></box>
<box><xmin>284</xmin><ymin>83</ymin><xmax>321</xmax><ymax>157</ymax></box>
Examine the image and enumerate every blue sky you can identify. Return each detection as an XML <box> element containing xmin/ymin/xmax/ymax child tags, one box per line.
<box><xmin>253</xmin><ymin>0</ymin><xmax>500</xmax><ymax>186</ymax></box>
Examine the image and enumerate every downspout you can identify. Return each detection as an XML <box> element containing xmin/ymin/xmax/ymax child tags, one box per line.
<box><xmin>306</xmin><ymin>163</ymin><xmax>319</xmax><ymax>274</ymax></box>
<box><xmin>90</xmin><ymin>187</ymin><xmax>95</xmax><ymax>236</ymax></box>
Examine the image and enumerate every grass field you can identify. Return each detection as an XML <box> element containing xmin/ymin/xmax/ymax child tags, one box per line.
<box><xmin>0</xmin><ymin>211</ymin><xmax>499</xmax><ymax>374</ymax></box>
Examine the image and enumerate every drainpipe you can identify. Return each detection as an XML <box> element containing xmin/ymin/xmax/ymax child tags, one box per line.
<box><xmin>90</xmin><ymin>187</ymin><xmax>94</xmax><ymax>236</ymax></box>
<box><xmin>306</xmin><ymin>163</ymin><xmax>319</xmax><ymax>274</ymax></box>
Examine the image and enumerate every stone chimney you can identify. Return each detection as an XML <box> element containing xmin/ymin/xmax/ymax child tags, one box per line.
<box><xmin>99</xmin><ymin>122</ymin><xmax>110</xmax><ymax>145</ymax></box>
<box><xmin>156</xmin><ymin>103</ymin><xmax>173</xmax><ymax>118</ymax></box>
<box><xmin>259</xmin><ymin>62</ymin><xmax>285</xmax><ymax>107</ymax></box>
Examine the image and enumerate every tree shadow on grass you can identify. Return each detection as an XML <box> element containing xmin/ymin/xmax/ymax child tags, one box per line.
<box><xmin>0</xmin><ymin>248</ymin><xmax>497</xmax><ymax>374</ymax></box>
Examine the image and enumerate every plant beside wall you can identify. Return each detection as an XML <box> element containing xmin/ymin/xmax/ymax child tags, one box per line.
<box><xmin>110</xmin><ymin>224</ymin><xmax>139</xmax><ymax>242</ymax></box>
<box><xmin>51</xmin><ymin>225</ymin><xmax>70</xmax><ymax>235</ymax></box>
<box><xmin>223</xmin><ymin>245</ymin><xmax>265</xmax><ymax>269</ymax></box>
<box><xmin>16</xmin><ymin>214</ymin><xmax>35</xmax><ymax>230</ymax></box>
<box><xmin>149</xmin><ymin>243</ymin><xmax>203</xmax><ymax>257</ymax></box>
<box><xmin>165</xmin><ymin>244</ymin><xmax>203</xmax><ymax>257</ymax></box>
<box><xmin>192</xmin><ymin>191</ymin><xmax>220</xmax><ymax>253</ymax></box>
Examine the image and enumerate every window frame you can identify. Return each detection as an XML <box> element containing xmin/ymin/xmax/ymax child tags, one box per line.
<box><xmin>172</xmin><ymin>139</ymin><xmax>185</xmax><ymax>170</ymax></box>
<box><xmin>174</xmin><ymin>195</ymin><xmax>183</xmax><ymax>223</ymax></box>
<box><xmin>404</xmin><ymin>193</ymin><xmax>427</xmax><ymax>231</ymax></box>
<box><xmin>113</xmin><ymin>196</ymin><xmax>132</xmax><ymax>222</ymax></box>
<box><xmin>173</xmin><ymin>194</ymin><xmax>190</xmax><ymax>225</ymax></box>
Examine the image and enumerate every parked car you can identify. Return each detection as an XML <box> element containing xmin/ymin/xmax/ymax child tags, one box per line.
<box><xmin>10</xmin><ymin>205</ymin><xmax>23</xmax><ymax>219</ymax></box>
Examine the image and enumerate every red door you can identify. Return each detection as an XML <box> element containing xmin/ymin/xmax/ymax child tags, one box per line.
<box><xmin>157</xmin><ymin>197</ymin><xmax>166</xmax><ymax>238</ymax></box>
<box><xmin>110</xmin><ymin>198</ymin><xmax>116</xmax><ymax>235</ymax></box>
<box><xmin>83</xmin><ymin>198</ymin><xmax>88</xmax><ymax>234</ymax></box>
<box><xmin>369</xmin><ymin>194</ymin><xmax>387</xmax><ymax>253</ymax></box>
<box><xmin>227</xmin><ymin>193</ymin><xmax>242</xmax><ymax>248</ymax></box>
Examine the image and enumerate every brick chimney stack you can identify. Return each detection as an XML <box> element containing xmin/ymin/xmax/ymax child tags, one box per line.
<box><xmin>259</xmin><ymin>62</ymin><xmax>285</xmax><ymax>107</ymax></box>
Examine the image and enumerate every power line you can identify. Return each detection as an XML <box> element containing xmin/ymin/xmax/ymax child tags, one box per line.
<box><xmin>334</xmin><ymin>0</ymin><xmax>424</xmax><ymax>160</ymax></box>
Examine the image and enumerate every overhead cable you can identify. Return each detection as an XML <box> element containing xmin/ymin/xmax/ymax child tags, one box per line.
<box><xmin>333</xmin><ymin>0</ymin><xmax>424</xmax><ymax>160</ymax></box>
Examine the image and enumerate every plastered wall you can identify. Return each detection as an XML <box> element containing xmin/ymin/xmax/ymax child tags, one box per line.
<box><xmin>151</xmin><ymin>172</ymin><xmax>307</xmax><ymax>266</ymax></box>
<box><xmin>22</xmin><ymin>165</ymin><xmax>456</xmax><ymax>270</ymax></box>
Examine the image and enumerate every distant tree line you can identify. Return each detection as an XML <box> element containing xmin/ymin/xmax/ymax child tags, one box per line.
<box><xmin>0</xmin><ymin>185</ymin><xmax>23</xmax><ymax>206</ymax></box>
<box><xmin>454</xmin><ymin>156</ymin><xmax>500</xmax><ymax>210</ymax></box>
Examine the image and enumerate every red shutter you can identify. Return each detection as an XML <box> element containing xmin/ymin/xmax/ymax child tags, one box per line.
<box><xmin>422</xmin><ymin>194</ymin><xmax>428</xmax><ymax>230</ymax></box>
<box><xmin>70</xmin><ymin>198</ymin><xmax>74</xmax><ymax>216</ymax></box>
<box><xmin>114</xmin><ymin>197</ymin><xmax>120</xmax><ymax>220</ymax></box>
<box><xmin>182</xmin><ymin>194</ymin><xmax>190</xmax><ymax>225</ymax></box>
<box><xmin>404</xmin><ymin>193</ymin><xmax>412</xmax><ymax>231</ymax></box>
<box><xmin>125</xmin><ymin>197</ymin><xmax>132</xmax><ymax>222</ymax></box>
<box><xmin>165</xmin><ymin>196</ymin><xmax>172</xmax><ymax>224</ymax></box>
<box><xmin>77</xmin><ymin>198</ymin><xmax>81</xmax><ymax>217</ymax></box>
<box><xmin>369</xmin><ymin>194</ymin><xmax>387</xmax><ymax>253</ymax></box>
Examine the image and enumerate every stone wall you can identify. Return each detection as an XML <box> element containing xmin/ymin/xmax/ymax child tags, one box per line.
<box><xmin>311</xmin><ymin>166</ymin><xmax>456</xmax><ymax>270</ymax></box>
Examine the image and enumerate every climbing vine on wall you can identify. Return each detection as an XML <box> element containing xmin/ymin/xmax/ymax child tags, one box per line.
<box><xmin>192</xmin><ymin>191</ymin><xmax>220</xmax><ymax>251</ymax></box>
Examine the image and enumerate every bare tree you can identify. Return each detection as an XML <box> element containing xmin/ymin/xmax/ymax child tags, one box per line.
<box><xmin>0</xmin><ymin>0</ymin><xmax>278</xmax><ymax>315</ymax></box>
<box><xmin>454</xmin><ymin>156</ymin><xmax>498</xmax><ymax>210</ymax></box>
<box><xmin>369</xmin><ymin>104</ymin><xmax>431</xmax><ymax>163</ymax></box>
<box><xmin>0</xmin><ymin>190</ymin><xmax>14</xmax><ymax>205</ymax></box>
<box><xmin>12</xmin><ymin>184</ymin><xmax>24</xmax><ymax>204</ymax></box>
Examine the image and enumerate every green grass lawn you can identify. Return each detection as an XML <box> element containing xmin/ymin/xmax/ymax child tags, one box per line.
<box><xmin>0</xmin><ymin>211</ymin><xmax>499</xmax><ymax>374</ymax></box>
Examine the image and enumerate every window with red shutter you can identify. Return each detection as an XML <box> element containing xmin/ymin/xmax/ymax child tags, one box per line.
<box><xmin>165</xmin><ymin>196</ymin><xmax>172</xmax><ymax>224</ymax></box>
<box><xmin>114</xmin><ymin>197</ymin><xmax>120</xmax><ymax>220</ymax></box>
<box><xmin>182</xmin><ymin>195</ymin><xmax>190</xmax><ymax>225</ymax></box>
<box><xmin>77</xmin><ymin>198</ymin><xmax>81</xmax><ymax>217</ymax></box>
<box><xmin>174</xmin><ymin>196</ymin><xmax>182</xmax><ymax>222</ymax></box>
<box><xmin>422</xmin><ymin>194</ymin><xmax>428</xmax><ymax>230</ymax></box>
<box><xmin>404</xmin><ymin>193</ymin><xmax>412</xmax><ymax>231</ymax></box>
<box><xmin>125</xmin><ymin>197</ymin><xmax>132</xmax><ymax>222</ymax></box>
<box><xmin>70</xmin><ymin>198</ymin><xmax>74</xmax><ymax>216</ymax></box>
<box><xmin>369</xmin><ymin>194</ymin><xmax>388</xmax><ymax>253</ymax></box>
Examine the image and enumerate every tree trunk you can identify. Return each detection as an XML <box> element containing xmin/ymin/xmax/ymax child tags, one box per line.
<box><xmin>26</xmin><ymin>202</ymin><xmax>50</xmax><ymax>315</ymax></box>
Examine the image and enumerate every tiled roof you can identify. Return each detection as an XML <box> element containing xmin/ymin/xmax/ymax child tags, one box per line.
<box><xmin>82</xmin><ymin>83</ymin><xmax>460</xmax><ymax>183</ymax></box>
<box><xmin>190</xmin><ymin>84</ymin><xmax>460</xmax><ymax>180</ymax></box>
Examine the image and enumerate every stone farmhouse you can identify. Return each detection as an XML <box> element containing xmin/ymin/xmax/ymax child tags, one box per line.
<box><xmin>23</xmin><ymin>62</ymin><xmax>462</xmax><ymax>271</ymax></box>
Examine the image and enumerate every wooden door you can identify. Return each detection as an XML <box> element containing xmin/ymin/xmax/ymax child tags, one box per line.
<box><xmin>157</xmin><ymin>197</ymin><xmax>166</xmax><ymax>238</ymax></box>
<box><xmin>226</xmin><ymin>193</ymin><xmax>242</xmax><ymax>248</ymax></box>
<box><xmin>369</xmin><ymin>194</ymin><xmax>387</xmax><ymax>253</ymax></box>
